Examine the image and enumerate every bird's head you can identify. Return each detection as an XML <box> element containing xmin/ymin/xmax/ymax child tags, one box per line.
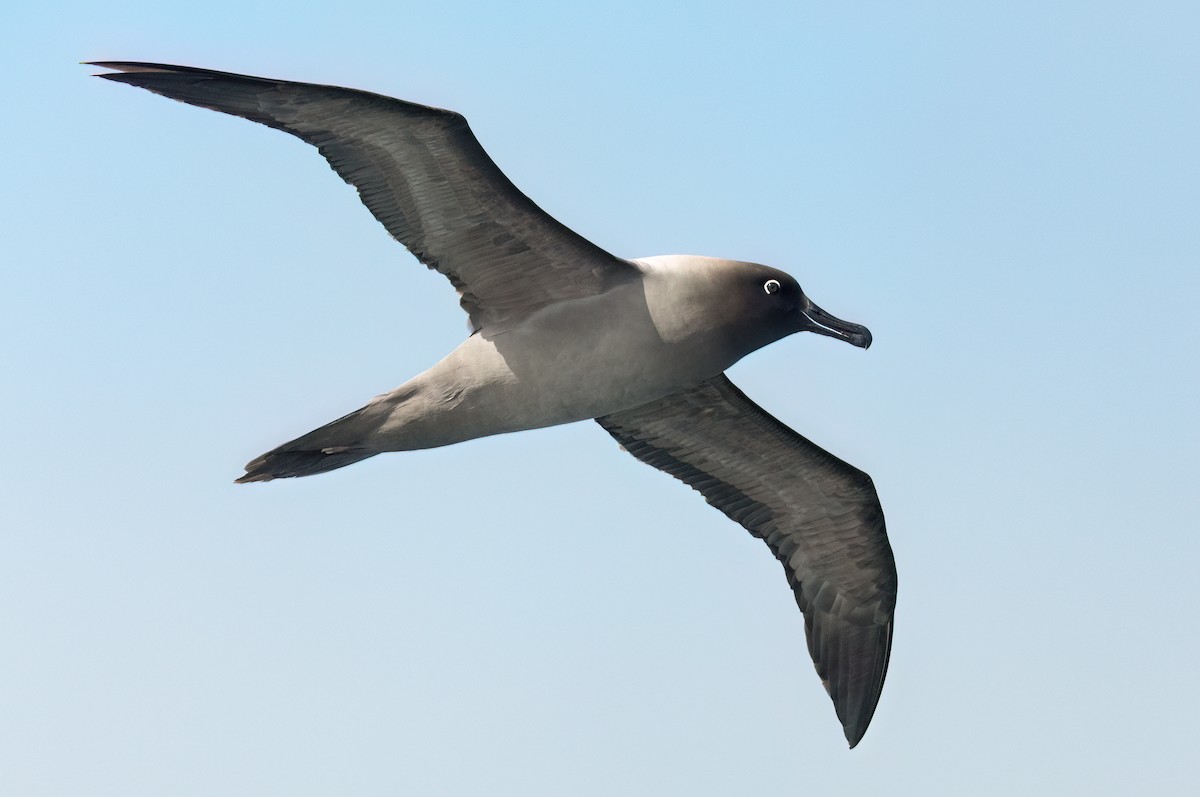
<box><xmin>717</xmin><ymin>260</ymin><xmax>873</xmax><ymax>353</ymax></box>
<box><xmin>635</xmin><ymin>255</ymin><xmax>872</xmax><ymax>364</ymax></box>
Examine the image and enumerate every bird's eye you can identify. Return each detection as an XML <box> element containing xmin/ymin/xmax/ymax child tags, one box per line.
<box><xmin>763</xmin><ymin>279</ymin><xmax>781</xmax><ymax>295</ymax></box>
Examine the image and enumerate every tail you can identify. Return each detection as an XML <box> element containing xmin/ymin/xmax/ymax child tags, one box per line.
<box><xmin>236</xmin><ymin>404</ymin><xmax>384</xmax><ymax>483</ymax></box>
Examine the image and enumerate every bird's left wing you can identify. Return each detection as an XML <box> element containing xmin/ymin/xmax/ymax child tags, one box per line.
<box><xmin>90</xmin><ymin>62</ymin><xmax>640</xmax><ymax>333</ymax></box>
<box><xmin>596</xmin><ymin>375</ymin><xmax>897</xmax><ymax>747</ymax></box>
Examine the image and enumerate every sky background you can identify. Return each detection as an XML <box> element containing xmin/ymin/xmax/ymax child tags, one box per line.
<box><xmin>3</xmin><ymin>1</ymin><xmax>1198</xmax><ymax>794</ymax></box>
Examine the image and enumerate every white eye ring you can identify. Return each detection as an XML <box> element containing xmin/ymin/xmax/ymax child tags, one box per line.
<box><xmin>763</xmin><ymin>279</ymin><xmax>781</xmax><ymax>295</ymax></box>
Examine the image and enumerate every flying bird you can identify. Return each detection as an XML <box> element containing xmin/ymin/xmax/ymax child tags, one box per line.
<box><xmin>92</xmin><ymin>62</ymin><xmax>898</xmax><ymax>747</ymax></box>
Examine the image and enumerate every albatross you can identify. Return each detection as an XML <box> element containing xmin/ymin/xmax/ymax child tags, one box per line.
<box><xmin>92</xmin><ymin>62</ymin><xmax>898</xmax><ymax>747</ymax></box>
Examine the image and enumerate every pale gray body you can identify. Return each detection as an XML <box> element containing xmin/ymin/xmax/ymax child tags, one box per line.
<box><xmin>349</xmin><ymin>256</ymin><xmax>767</xmax><ymax>452</ymax></box>
<box><xmin>93</xmin><ymin>62</ymin><xmax>898</xmax><ymax>749</ymax></box>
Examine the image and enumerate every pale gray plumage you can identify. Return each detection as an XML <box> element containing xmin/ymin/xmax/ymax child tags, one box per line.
<box><xmin>92</xmin><ymin>62</ymin><xmax>897</xmax><ymax>747</ymax></box>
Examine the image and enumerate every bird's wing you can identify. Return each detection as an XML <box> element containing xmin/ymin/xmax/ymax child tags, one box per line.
<box><xmin>91</xmin><ymin>62</ymin><xmax>640</xmax><ymax>333</ymax></box>
<box><xmin>596</xmin><ymin>374</ymin><xmax>897</xmax><ymax>747</ymax></box>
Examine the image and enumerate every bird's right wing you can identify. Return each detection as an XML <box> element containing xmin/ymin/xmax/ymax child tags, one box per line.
<box><xmin>597</xmin><ymin>374</ymin><xmax>897</xmax><ymax>747</ymax></box>
<box><xmin>91</xmin><ymin>62</ymin><xmax>640</xmax><ymax>334</ymax></box>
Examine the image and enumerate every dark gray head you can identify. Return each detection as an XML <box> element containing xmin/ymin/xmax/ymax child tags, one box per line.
<box><xmin>713</xmin><ymin>260</ymin><xmax>873</xmax><ymax>353</ymax></box>
<box><xmin>635</xmin><ymin>255</ymin><xmax>872</xmax><ymax>366</ymax></box>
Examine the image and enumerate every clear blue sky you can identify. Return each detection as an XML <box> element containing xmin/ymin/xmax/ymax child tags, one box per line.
<box><xmin>3</xmin><ymin>1</ymin><xmax>1198</xmax><ymax>794</ymax></box>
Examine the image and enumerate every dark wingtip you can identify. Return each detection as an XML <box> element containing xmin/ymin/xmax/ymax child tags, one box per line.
<box><xmin>87</xmin><ymin>61</ymin><xmax>174</xmax><ymax>75</ymax></box>
<box><xmin>807</xmin><ymin>608</ymin><xmax>892</xmax><ymax>750</ymax></box>
<box><xmin>844</xmin><ymin>723</ymin><xmax>866</xmax><ymax>749</ymax></box>
<box><xmin>86</xmin><ymin>62</ymin><xmax>263</xmax><ymax>86</ymax></box>
<box><xmin>87</xmin><ymin>61</ymin><xmax>179</xmax><ymax>71</ymax></box>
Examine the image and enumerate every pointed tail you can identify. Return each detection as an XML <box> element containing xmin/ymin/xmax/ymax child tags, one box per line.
<box><xmin>235</xmin><ymin>404</ymin><xmax>385</xmax><ymax>483</ymax></box>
